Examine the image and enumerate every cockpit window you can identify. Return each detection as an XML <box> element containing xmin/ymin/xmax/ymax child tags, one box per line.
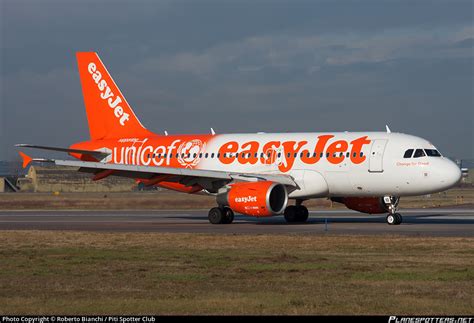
<box><xmin>403</xmin><ymin>149</ymin><xmax>414</xmax><ymax>158</ymax></box>
<box><xmin>413</xmin><ymin>149</ymin><xmax>426</xmax><ymax>158</ymax></box>
<box><xmin>424</xmin><ymin>149</ymin><xmax>442</xmax><ymax>157</ymax></box>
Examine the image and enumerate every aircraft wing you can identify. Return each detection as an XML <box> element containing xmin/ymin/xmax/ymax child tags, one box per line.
<box><xmin>20</xmin><ymin>153</ymin><xmax>297</xmax><ymax>192</ymax></box>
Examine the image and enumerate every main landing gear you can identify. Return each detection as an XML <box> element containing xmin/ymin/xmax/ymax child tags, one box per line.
<box><xmin>384</xmin><ymin>196</ymin><xmax>402</xmax><ymax>225</ymax></box>
<box><xmin>284</xmin><ymin>201</ymin><xmax>309</xmax><ymax>223</ymax></box>
<box><xmin>208</xmin><ymin>206</ymin><xmax>234</xmax><ymax>224</ymax></box>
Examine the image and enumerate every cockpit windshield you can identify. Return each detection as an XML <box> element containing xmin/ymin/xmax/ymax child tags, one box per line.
<box><xmin>403</xmin><ymin>148</ymin><xmax>442</xmax><ymax>158</ymax></box>
<box><xmin>413</xmin><ymin>149</ymin><xmax>426</xmax><ymax>158</ymax></box>
<box><xmin>424</xmin><ymin>149</ymin><xmax>442</xmax><ymax>157</ymax></box>
<box><xmin>403</xmin><ymin>149</ymin><xmax>414</xmax><ymax>158</ymax></box>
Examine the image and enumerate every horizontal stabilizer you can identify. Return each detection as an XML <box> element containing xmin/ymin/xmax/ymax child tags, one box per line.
<box><xmin>18</xmin><ymin>151</ymin><xmax>52</xmax><ymax>168</ymax></box>
<box><xmin>15</xmin><ymin>144</ymin><xmax>110</xmax><ymax>160</ymax></box>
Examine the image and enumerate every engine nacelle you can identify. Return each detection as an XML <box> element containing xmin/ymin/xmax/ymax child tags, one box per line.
<box><xmin>331</xmin><ymin>197</ymin><xmax>399</xmax><ymax>214</ymax></box>
<box><xmin>217</xmin><ymin>181</ymin><xmax>288</xmax><ymax>217</ymax></box>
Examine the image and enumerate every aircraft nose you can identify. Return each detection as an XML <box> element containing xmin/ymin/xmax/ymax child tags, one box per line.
<box><xmin>438</xmin><ymin>159</ymin><xmax>462</xmax><ymax>189</ymax></box>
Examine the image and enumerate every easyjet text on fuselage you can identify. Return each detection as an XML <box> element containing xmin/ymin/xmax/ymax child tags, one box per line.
<box><xmin>95</xmin><ymin>135</ymin><xmax>372</xmax><ymax>172</ymax></box>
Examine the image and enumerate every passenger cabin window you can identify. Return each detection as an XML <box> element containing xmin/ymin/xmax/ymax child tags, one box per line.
<box><xmin>425</xmin><ymin>149</ymin><xmax>441</xmax><ymax>157</ymax></box>
<box><xmin>403</xmin><ymin>149</ymin><xmax>414</xmax><ymax>158</ymax></box>
<box><xmin>413</xmin><ymin>149</ymin><xmax>426</xmax><ymax>158</ymax></box>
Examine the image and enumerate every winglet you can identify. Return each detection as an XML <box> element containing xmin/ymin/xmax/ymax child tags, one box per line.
<box><xmin>18</xmin><ymin>151</ymin><xmax>33</xmax><ymax>169</ymax></box>
<box><xmin>385</xmin><ymin>125</ymin><xmax>391</xmax><ymax>133</ymax></box>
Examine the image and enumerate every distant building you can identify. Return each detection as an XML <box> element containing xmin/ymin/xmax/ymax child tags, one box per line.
<box><xmin>461</xmin><ymin>168</ymin><xmax>474</xmax><ymax>186</ymax></box>
<box><xmin>18</xmin><ymin>165</ymin><xmax>135</xmax><ymax>192</ymax></box>
<box><xmin>0</xmin><ymin>177</ymin><xmax>19</xmax><ymax>192</ymax></box>
<box><xmin>0</xmin><ymin>161</ymin><xmax>22</xmax><ymax>192</ymax></box>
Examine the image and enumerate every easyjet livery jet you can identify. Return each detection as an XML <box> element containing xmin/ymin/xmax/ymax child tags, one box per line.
<box><xmin>17</xmin><ymin>52</ymin><xmax>462</xmax><ymax>225</ymax></box>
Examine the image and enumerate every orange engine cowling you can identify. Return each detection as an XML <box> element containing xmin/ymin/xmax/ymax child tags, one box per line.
<box><xmin>217</xmin><ymin>181</ymin><xmax>288</xmax><ymax>217</ymax></box>
<box><xmin>332</xmin><ymin>197</ymin><xmax>389</xmax><ymax>214</ymax></box>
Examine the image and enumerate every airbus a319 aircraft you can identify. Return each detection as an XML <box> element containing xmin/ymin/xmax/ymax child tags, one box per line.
<box><xmin>18</xmin><ymin>52</ymin><xmax>462</xmax><ymax>225</ymax></box>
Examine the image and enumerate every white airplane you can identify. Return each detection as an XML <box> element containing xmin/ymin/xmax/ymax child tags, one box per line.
<box><xmin>18</xmin><ymin>52</ymin><xmax>462</xmax><ymax>225</ymax></box>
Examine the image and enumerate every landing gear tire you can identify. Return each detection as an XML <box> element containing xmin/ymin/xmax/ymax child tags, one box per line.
<box><xmin>295</xmin><ymin>205</ymin><xmax>309</xmax><ymax>223</ymax></box>
<box><xmin>208</xmin><ymin>207</ymin><xmax>224</xmax><ymax>224</ymax></box>
<box><xmin>222</xmin><ymin>207</ymin><xmax>234</xmax><ymax>224</ymax></box>
<box><xmin>208</xmin><ymin>207</ymin><xmax>234</xmax><ymax>224</ymax></box>
<box><xmin>394</xmin><ymin>213</ymin><xmax>402</xmax><ymax>225</ymax></box>
<box><xmin>284</xmin><ymin>206</ymin><xmax>297</xmax><ymax>223</ymax></box>
<box><xmin>284</xmin><ymin>205</ymin><xmax>309</xmax><ymax>223</ymax></box>
<box><xmin>386</xmin><ymin>214</ymin><xmax>396</xmax><ymax>225</ymax></box>
<box><xmin>386</xmin><ymin>213</ymin><xmax>402</xmax><ymax>225</ymax></box>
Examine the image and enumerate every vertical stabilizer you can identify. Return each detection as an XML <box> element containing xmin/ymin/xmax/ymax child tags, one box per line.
<box><xmin>76</xmin><ymin>52</ymin><xmax>153</xmax><ymax>140</ymax></box>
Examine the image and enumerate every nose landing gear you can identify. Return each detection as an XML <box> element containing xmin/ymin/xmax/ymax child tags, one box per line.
<box><xmin>384</xmin><ymin>196</ymin><xmax>402</xmax><ymax>225</ymax></box>
<box><xmin>386</xmin><ymin>212</ymin><xmax>402</xmax><ymax>225</ymax></box>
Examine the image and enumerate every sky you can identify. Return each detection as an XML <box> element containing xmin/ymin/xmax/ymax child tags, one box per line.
<box><xmin>1</xmin><ymin>0</ymin><xmax>473</xmax><ymax>161</ymax></box>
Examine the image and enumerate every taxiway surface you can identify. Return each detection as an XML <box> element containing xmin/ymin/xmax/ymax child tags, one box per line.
<box><xmin>0</xmin><ymin>208</ymin><xmax>473</xmax><ymax>236</ymax></box>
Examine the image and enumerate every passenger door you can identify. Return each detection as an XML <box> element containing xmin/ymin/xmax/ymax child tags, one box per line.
<box><xmin>369</xmin><ymin>139</ymin><xmax>388</xmax><ymax>172</ymax></box>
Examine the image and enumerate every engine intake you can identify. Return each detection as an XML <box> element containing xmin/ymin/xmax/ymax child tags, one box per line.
<box><xmin>217</xmin><ymin>181</ymin><xmax>288</xmax><ymax>217</ymax></box>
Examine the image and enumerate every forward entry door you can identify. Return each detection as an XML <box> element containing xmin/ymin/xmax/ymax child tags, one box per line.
<box><xmin>369</xmin><ymin>139</ymin><xmax>388</xmax><ymax>172</ymax></box>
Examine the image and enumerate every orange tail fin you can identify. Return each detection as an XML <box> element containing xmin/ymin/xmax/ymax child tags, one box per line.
<box><xmin>76</xmin><ymin>52</ymin><xmax>154</xmax><ymax>140</ymax></box>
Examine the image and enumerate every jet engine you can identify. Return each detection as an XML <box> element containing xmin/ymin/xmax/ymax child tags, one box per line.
<box><xmin>217</xmin><ymin>181</ymin><xmax>288</xmax><ymax>217</ymax></box>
